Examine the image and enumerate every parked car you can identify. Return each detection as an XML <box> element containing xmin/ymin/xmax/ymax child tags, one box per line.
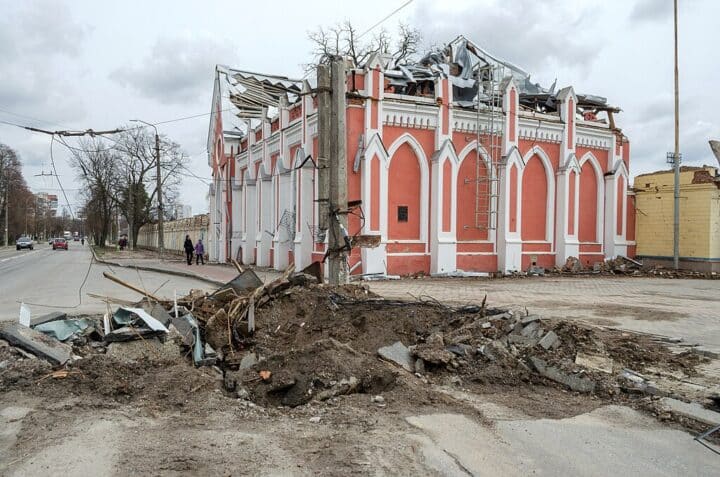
<box><xmin>16</xmin><ymin>236</ymin><xmax>33</xmax><ymax>250</ymax></box>
<box><xmin>52</xmin><ymin>238</ymin><xmax>68</xmax><ymax>250</ymax></box>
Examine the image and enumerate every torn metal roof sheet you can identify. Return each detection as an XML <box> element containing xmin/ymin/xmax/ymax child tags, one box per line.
<box><xmin>384</xmin><ymin>35</ymin><xmax>618</xmax><ymax>115</ymax></box>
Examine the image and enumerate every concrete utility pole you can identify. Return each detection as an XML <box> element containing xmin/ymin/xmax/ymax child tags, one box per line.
<box><xmin>316</xmin><ymin>65</ymin><xmax>331</xmax><ymax>233</ymax></box>
<box><xmin>128</xmin><ymin>168</ymin><xmax>134</xmax><ymax>251</ymax></box>
<box><xmin>329</xmin><ymin>59</ymin><xmax>349</xmax><ymax>285</ymax></box>
<box><xmin>155</xmin><ymin>131</ymin><xmax>164</xmax><ymax>259</ymax></box>
<box><xmin>316</xmin><ymin>59</ymin><xmax>349</xmax><ymax>285</ymax></box>
<box><xmin>131</xmin><ymin>119</ymin><xmax>163</xmax><ymax>259</ymax></box>
<box><xmin>672</xmin><ymin>0</ymin><xmax>681</xmax><ymax>270</ymax></box>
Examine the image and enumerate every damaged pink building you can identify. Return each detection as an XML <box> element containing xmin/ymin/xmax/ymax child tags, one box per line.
<box><xmin>207</xmin><ymin>36</ymin><xmax>636</xmax><ymax>276</ymax></box>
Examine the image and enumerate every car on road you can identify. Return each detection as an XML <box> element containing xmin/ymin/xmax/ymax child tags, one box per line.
<box><xmin>52</xmin><ymin>238</ymin><xmax>68</xmax><ymax>250</ymax></box>
<box><xmin>16</xmin><ymin>236</ymin><xmax>33</xmax><ymax>250</ymax></box>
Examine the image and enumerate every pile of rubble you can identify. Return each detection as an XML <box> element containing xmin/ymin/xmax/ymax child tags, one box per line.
<box><xmin>549</xmin><ymin>255</ymin><xmax>719</xmax><ymax>279</ymax></box>
<box><xmin>1</xmin><ymin>262</ymin><xmax>718</xmax><ymax>429</ymax></box>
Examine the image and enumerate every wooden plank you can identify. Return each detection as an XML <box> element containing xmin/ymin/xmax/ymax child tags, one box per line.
<box><xmin>102</xmin><ymin>272</ymin><xmax>162</xmax><ymax>302</ymax></box>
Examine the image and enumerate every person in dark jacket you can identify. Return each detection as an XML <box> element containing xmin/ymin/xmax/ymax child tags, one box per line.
<box><xmin>194</xmin><ymin>239</ymin><xmax>205</xmax><ymax>265</ymax></box>
<box><xmin>183</xmin><ymin>235</ymin><xmax>194</xmax><ymax>265</ymax></box>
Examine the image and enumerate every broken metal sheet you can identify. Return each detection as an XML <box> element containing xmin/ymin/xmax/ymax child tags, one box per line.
<box><xmin>30</xmin><ymin>311</ymin><xmax>67</xmax><ymax>328</ymax></box>
<box><xmin>104</xmin><ymin>326</ymin><xmax>164</xmax><ymax>343</ymax></box>
<box><xmin>114</xmin><ymin>307</ymin><xmax>169</xmax><ymax>333</ymax></box>
<box><xmin>450</xmin><ymin>75</ymin><xmax>477</xmax><ymax>89</ymax></box>
<box><xmin>34</xmin><ymin>318</ymin><xmax>94</xmax><ymax>342</ymax></box>
<box><xmin>215</xmin><ymin>269</ymin><xmax>263</xmax><ymax>296</ymax></box>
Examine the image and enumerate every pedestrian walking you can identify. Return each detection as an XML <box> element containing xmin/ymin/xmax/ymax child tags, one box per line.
<box><xmin>183</xmin><ymin>235</ymin><xmax>194</xmax><ymax>265</ymax></box>
<box><xmin>195</xmin><ymin>239</ymin><xmax>205</xmax><ymax>265</ymax></box>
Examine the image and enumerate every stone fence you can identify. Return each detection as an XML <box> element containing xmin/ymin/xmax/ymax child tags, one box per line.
<box><xmin>136</xmin><ymin>214</ymin><xmax>209</xmax><ymax>256</ymax></box>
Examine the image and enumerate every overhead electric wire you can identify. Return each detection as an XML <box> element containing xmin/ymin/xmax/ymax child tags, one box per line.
<box><xmin>357</xmin><ymin>0</ymin><xmax>414</xmax><ymax>39</ymax></box>
<box><xmin>0</xmin><ymin>107</ymin><xmax>70</xmax><ymax>129</ymax></box>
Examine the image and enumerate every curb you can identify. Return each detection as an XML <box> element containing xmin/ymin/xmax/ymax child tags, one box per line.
<box><xmin>90</xmin><ymin>247</ymin><xmax>226</xmax><ymax>287</ymax></box>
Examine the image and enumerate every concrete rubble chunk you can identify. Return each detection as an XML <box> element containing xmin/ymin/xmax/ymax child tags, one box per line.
<box><xmin>575</xmin><ymin>352</ymin><xmax>613</xmax><ymax>373</ymax></box>
<box><xmin>659</xmin><ymin>398</ymin><xmax>720</xmax><ymax>426</ymax></box>
<box><xmin>378</xmin><ymin>341</ymin><xmax>414</xmax><ymax>372</ymax></box>
<box><xmin>0</xmin><ymin>323</ymin><xmax>72</xmax><ymax>365</ymax></box>
<box><xmin>240</xmin><ymin>352</ymin><xmax>258</xmax><ymax>369</ymax></box>
<box><xmin>537</xmin><ymin>330</ymin><xmax>559</xmax><ymax>350</ymax></box>
<box><xmin>170</xmin><ymin>316</ymin><xmax>195</xmax><ymax>347</ymax></box>
<box><xmin>520</xmin><ymin>315</ymin><xmax>541</xmax><ymax>325</ymax></box>
<box><xmin>144</xmin><ymin>302</ymin><xmax>173</xmax><ymax>327</ymax></box>
<box><xmin>507</xmin><ymin>334</ymin><xmax>538</xmax><ymax>347</ymax></box>
<box><xmin>520</xmin><ymin>321</ymin><xmax>541</xmax><ymax>338</ymax></box>
<box><xmin>528</xmin><ymin>356</ymin><xmax>596</xmax><ymax>393</ymax></box>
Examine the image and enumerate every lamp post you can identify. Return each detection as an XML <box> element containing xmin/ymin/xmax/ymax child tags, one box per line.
<box><xmin>670</xmin><ymin>0</ymin><xmax>681</xmax><ymax>270</ymax></box>
<box><xmin>130</xmin><ymin>119</ymin><xmax>163</xmax><ymax>259</ymax></box>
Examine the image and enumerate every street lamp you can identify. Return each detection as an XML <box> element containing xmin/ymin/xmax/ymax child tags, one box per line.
<box><xmin>671</xmin><ymin>0</ymin><xmax>680</xmax><ymax>270</ymax></box>
<box><xmin>130</xmin><ymin>119</ymin><xmax>164</xmax><ymax>259</ymax></box>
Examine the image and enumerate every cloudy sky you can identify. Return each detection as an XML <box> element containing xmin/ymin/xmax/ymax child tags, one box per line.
<box><xmin>0</xmin><ymin>0</ymin><xmax>717</xmax><ymax>215</ymax></box>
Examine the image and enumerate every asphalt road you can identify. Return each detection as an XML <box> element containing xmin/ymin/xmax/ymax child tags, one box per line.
<box><xmin>0</xmin><ymin>242</ymin><xmax>214</xmax><ymax>321</ymax></box>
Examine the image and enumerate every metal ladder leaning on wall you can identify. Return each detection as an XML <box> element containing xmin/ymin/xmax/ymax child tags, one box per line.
<box><xmin>468</xmin><ymin>62</ymin><xmax>505</xmax><ymax>232</ymax></box>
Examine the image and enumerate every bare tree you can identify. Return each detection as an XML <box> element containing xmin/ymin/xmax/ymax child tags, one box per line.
<box><xmin>0</xmin><ymin>143</ymin><xmax>36</xmax><ymax>244</ymax></box>
<box><xmin>393</xmin><ymin>23</ymin><xmax>421</xmax><ymax>65</ymax></box>
<box><xmin>112</xmin><ymin>126</ymin><xmax>189</xmax><ymax>245</ymax></box>
<box><xmin>305</xmin><ymin>21</ymin><xmax>420</xmax><ymax>73</ymax></box>
<box><xmin>69</xmin><ymin>138</ymin><xmax>120</xmax><ymax>246</ymax></box>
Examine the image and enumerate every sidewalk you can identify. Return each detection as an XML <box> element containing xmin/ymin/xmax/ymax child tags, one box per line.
<box><xmin>93</xmin><ymin>248</ymin><xmax>282</xmax><ymax>286</ymax></box>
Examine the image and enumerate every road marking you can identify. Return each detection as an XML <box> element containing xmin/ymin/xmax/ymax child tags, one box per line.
<box><xmin>0</xmin><ymin>249</ymin><xmax>41</xmax><ymax>263</ymax></box>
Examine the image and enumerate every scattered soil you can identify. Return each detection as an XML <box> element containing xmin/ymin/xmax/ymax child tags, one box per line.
<box><xmin>1</xmin><ymin>280</ymin><xmax>716</xmax><ymax>474</ymax></box>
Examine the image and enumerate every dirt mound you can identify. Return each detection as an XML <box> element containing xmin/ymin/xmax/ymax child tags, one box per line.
<box><xmin>1</xmin><ymin>351</ymin><xmax>221</xmax><ymax>410</ymax></box>
<box><xmin>252</xmin><ymin>287</ymin><xmax>460</xmax><ymax>355</ymax></box>
<box><xmin>227</xmin><ymin>338</ymin><xmax>396</xmax><ymax>407</ymax></box>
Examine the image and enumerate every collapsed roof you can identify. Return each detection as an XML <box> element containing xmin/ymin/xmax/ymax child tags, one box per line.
<box><xmin>213</xmin><ymin>65</ymin><xmax>304</xmax><ymax>138</ymax></box>
<box><xmin>385</xmin><ymin>35</ymin><xmax>620</xmax><ymax>115</ymax></box>
<box><xmin>214</xmin><ymin>35</ymin><xmax>620</xmax><ymax>141</ymax></box>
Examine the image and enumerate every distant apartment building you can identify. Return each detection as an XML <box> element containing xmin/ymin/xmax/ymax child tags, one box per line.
<box><xmin>634</xmin><ymin>166</ymin><xmax>720</xmax><ymax>272</ymax></box>
<box><xmin>35</xmin><ymin>192</ymin><xmax>58</xmax><ymax>214</ymax></box>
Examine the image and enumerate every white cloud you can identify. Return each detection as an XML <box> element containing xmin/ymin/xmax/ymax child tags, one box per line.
<box><xmin>112</xmin><ymin>34</ymin><xmax>239</xmax><ymax>104</ymax></box>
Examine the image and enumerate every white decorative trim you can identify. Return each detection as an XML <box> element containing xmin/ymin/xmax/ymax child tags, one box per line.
<box><xmin>307</xmin><ymin>114</ymin><xmax>318</xmax><ymax>137</ymax></box>
<box><xmin>452</xmin><ymin>109</ymin><xmax>504</xmax><ymax>134</ymax></box>
<box><xmin>284</xmin><ymin>122</ymin><xmax>302</xmax><ymax>148</ymax></box>
<box><xmin>576</xmin><ymin>132</ymin><xmax>612</xmax><ymax>149</ymax></box>
<box><xmin>267</xmin><ymin>136</ymin><xmax>280</xmax><ymax>155</ymax></box>
<box><xmin>383</xmin><ymin>101</ymin><xmax>438</xmax><ymax>129</ymax></box>
<box><xmin>361</xmin><ymin>133</ymin><xmax>389</xmax><ymax>236</ymax></box>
